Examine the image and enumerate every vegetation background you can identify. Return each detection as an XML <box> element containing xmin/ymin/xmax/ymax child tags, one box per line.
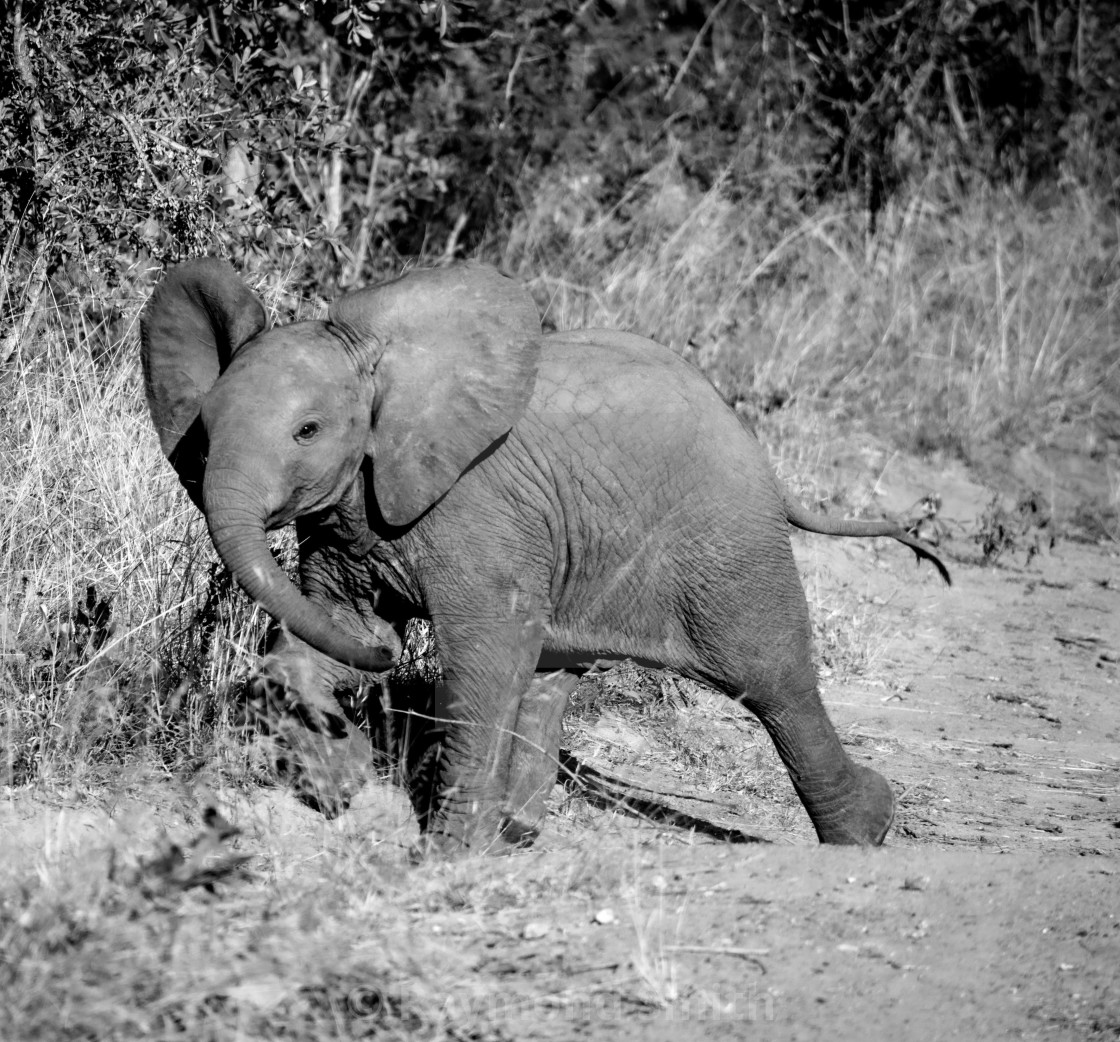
<box><xmin>1</xmin><ymin>2</ymin><xmax>1118</xmax><ymax>1037</ymax></box>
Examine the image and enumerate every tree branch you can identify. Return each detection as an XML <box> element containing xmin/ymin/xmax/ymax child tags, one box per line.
<box><xmin>1</xmin><ymin>0</ymin><xmax>51</xmax><ymax>367</ymax></box>
<box><xmin>666</xmin><ymin>0</ymin><xmax>731</xmax><ymax>102</ymax></box>
<box><xmin>12</xmin><ymin>0</ymin><xmax>48</xmax><ymax>166</ymax></box>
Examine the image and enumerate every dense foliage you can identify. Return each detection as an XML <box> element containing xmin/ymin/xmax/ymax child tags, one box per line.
<box><xmin>1</xmin><ymin>0</ymin><xmax>1118</xmax><ymax>354</ymax></box>
<box><xmin>781</xmin><ymin>0</ymin><xmax>1120</xmax><ymax>219</ymax></box>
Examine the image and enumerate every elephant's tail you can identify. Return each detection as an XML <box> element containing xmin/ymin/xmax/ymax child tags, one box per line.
<box><xmin>782</xmin><ymin>491</ymin><xmax>952</xmax><ymax>586</ymax></box>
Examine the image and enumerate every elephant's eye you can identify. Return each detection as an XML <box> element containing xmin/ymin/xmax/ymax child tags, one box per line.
<box><xmin>294</xmin><ymin>420</ymin><xmax>321</xmax><ymax>443</ymax></box>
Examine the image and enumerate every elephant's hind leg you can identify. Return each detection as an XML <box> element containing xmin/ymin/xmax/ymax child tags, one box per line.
<box><xmin>688</xmin><ymin>582</ymin><xmax>894</xmax><ymax>845</ymax></box>
<box><xmin>745</xmin><ymin>679</ymin><xmax>895</xmax><ymax>845</ymax></box>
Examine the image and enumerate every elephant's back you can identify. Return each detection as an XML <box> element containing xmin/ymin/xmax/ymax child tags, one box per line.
<box><xmin>518</xmin><ymin>325</ymin><xmax>783</xmax><ymax>542</ymax></box>
<box><xmin>528</xmin><ymin>329</ymin><xmax>764</xmax><ymax>475</ymax></box>
<box><xmin>539</xmin><ymin>327</ymin><xmax>703</xmax><ymax>382</ymax></box>
<box><xmin>532</xmin><ymin>328</ymin><xmax>730</xmax><ymax>434</ymax></box>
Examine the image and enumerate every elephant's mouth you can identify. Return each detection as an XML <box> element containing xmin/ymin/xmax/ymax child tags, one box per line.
<box><xmin>264</xmin><ymin>503</ymin><xmax>303</xmax><ymax>530</ymax></box>
<box><xmin>263</xmin><ymin>482</ymin><xmax>352</xmax><ymax>531</ymax></box>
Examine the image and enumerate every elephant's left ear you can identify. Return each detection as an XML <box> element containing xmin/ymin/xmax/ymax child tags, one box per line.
<box><xmin>140</xmin><ymin>258</ymin><xmax>267</xmax><ymax>509</ymax></box>
<box><xmin>329</xmin><ymin>262</ymin><xmax>541</xmax><ymax>526</ymax></box>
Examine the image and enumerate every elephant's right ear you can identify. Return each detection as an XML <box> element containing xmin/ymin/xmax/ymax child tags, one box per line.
<box><xmin>140</xmin><ymin>258</ymin><xmax>266</xmax><ymax>507</ymax></box>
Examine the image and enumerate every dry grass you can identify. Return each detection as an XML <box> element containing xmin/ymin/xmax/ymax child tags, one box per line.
<box><xmin>0</xmin><ymin>796</ymin><xmax>460</xmax><ymax>1040</ymax></box>
<box><xmin>509</xmin><ymin>156</ymin><xmax>1119</xmax><ymax>466</ymax></box>
<box><xmin>0</xmin><ymin>277</ymin><xmax>311</xmax><ymax>793</ymax></box>
<box><xmin>0</xmin><ymin>787</ymin><xmax>718</xmax><ymax>1040</ymax></box>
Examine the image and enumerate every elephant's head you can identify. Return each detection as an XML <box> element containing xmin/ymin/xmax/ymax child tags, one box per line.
<box><xmin>141</xmin><ymin>258</ymin><xmax>542</xmax><ymax>672</ymax></box>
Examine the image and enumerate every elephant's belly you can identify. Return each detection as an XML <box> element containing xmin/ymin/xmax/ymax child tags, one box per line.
<box><xmin>539</xmin><ymin>618</ymin><xmax>688</xmax><ymax>675</ymax></box>
<box><xmin>536</xmin><ymin>649</ymin><xmax>640</xmax><ymax>672</ymax></box>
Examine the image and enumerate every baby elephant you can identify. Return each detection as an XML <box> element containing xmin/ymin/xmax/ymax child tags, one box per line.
<box><xmin>141</xmin><ymin>258</ymin><xmax>948</xmax><ymax>853</ymax></box>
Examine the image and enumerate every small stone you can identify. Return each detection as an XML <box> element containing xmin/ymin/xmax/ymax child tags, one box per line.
<box><xmin>593</xmin><ymin>908</ymin><xmax>616</xmax><ymax>925</ymax></box>
<box><xmin>522</xmin><ymin>921</ymin><xmax>550</xmax><ymax>940</ymax></box>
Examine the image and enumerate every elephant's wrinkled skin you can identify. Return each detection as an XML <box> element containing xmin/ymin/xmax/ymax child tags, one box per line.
<box><xmin>141</xmin><ymin>259</ymin><xmax>949</xmax><ymax>854</ymax></box>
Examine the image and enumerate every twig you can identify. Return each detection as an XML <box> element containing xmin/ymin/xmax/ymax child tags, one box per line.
<box><xmin>665</xmin><ymin>944</ymin><xmax>769</xmax><ymax>974</ymax></box>
<box><xmin>666</xmin><ymin>944</ymin><xmax>770</xmax><ymax>957</ymax></box>
<box><xmin>11</xmin><ymin>0</ymin><xmax>48</xmax><ymax>162</ymax></box>
<box><xmin>344</xmin><ymin>150</ymin><xmax>382</xmax><ymax>287</ymax></box>
<box><xmin>441</xmin><ymin>212</ymin><xmax>469</xmax><ymax>264</ymax></box>
<box><xmin>141</xmin><ymin>129</ymin><xmax>196</xmax><ymax>155</ymax></box>
<box><xmin>665</xmin><ymin>0</ymin><xmax>731</xmax><ymax>102</ymax></box>
<box><xmin>505</xmin><ymin>43</ymin><xmax>526</xmax><ymax>108</ymax></box>
<box><xmin>113</xmin><ymin>113</ymin><xmax>169</xmax><ymax>195</ymax></box>
<box><xmin>281</xmin><ymin>151</ymin><xmax>321</xmax><ymax>214</ymax></box>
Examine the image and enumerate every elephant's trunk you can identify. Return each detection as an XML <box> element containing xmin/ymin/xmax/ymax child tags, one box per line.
<box><xmin>203</xmin><ymin>471</ymin><xmax>397</xmax><ymax>673</ymax></box>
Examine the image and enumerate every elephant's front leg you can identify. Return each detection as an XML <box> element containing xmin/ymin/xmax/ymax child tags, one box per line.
<box><xmin>500</xmin><ymin>669</ymin><xmax>581</xmax><ymax>845</ymax></box>
<box><xmin>418</xmin><ymin>608</ymin><xmax>546</xmax><ymax>856</ymax></box>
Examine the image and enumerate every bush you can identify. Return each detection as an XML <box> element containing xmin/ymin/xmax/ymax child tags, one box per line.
<box><xmin>779</xmin><ymin>0</ymin><xmax>1120</xmax><ymax>221</ymax></box>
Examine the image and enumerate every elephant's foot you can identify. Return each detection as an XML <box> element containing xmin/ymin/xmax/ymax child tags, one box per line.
<box><xmin>411</xmin><ymin>781</ymin><xmax>533</xmax><ymax>859</ymax></box>
<box><xmin>807</xmin><ymin>764</ymin><xmax>895</xmax><ymax>846</ymax></box>
<box><xmin>498</xmin><ymin>814</ymin><xmax>543</xmax><ymax>847</ymax></box>
<box><xmin>411</xmin><ymin>788</ymin><xmax>557</xmax><ymax>857</ymax></box>
<box><xmin>751</xmin><ymin>692</ymin><xmax>896</xmax><ymax>847</ymax></box>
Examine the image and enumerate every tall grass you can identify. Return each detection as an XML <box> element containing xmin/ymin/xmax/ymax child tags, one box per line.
<box><xmin>0</xmin><ymin>303</ymin><xmax>275</xmax><ymax>789</ymax></box>
<box><xmin>508</xmin><ymin>157</ymin><xmax>1119</xmax><ymax>464</ymax></box>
